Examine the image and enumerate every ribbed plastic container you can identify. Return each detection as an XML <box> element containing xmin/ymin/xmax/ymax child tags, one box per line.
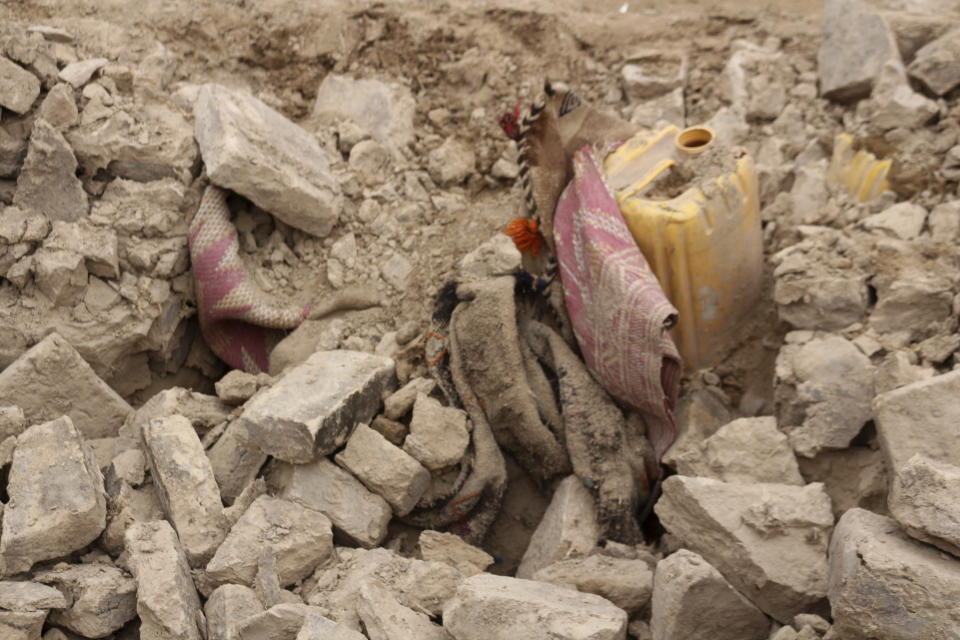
<box><xmin>827</xmin><ymin>133</ymin><xmax>891</xmax><ymax>202</ymax></box>
<box><xmin>602</xmin><ymin>125</ymin><xmax>763</xmax><ymax>371</ymax></box>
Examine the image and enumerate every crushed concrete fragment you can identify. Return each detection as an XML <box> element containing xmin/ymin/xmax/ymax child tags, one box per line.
<box><xmin>142</xmin><ymin>414</ymin><xmax>227</xmax><ymax>566</ymax></box>
<box><xmin>0</xmin><ymin>406</ymin><xmax>26</xmax><ymax>440</ymax></box>
<box><xmin>797</xmin><ymin>446</ymin><xmax>888</xmax><ymax>517</ymax></box>
<box><xmin>0</xmin><ymin>416</ymin><xmax>106</xmax><ymax>576</ymax></box>
<box><xmin>270</xmin><ymin>457</ymin><xmax>392</xmax><ymax>548</ymax></box>
<box><xmin>32</xmin><ymin>248</ymin><xmax>88</xmax><ymax>304</ymax></box>
<box><xmin>13</xmin><ymin>118</ymin><xmax>88</xmax><ymax>222</ymax></box>
<box><xmin>419</xmin><ymin>530</ymin><xmax>494</xmax><ymax>577</ymax></box>
<box><xmin>428</xmin><ymin>137</ymin><xmax>476</xmax><ymax>186</ymax></box>
<box><xmin>205</xmin><ymin>584</ymin><xmax>264</xmax><ymax>640</ymax></box>
<box><xmin>206</xmin><ymin>419</ymin><xmax>269</xmax><ymax>505</ymax></box>
<box><xmin>37</xmin><ymin>82</ymin><xmax>77</xmax><ymax>129</ymax></box>
<box><xmin>532</xmin><ymin>554</ymin><xmax>653</xmax><ymax>614</ymax></box>
<box><xmin>774</xmin><ymin>333</ymin><xmax>875</xmax><ymax>458</ymax></box>
<box><xmin>673</xmin><ymin>416</ymin><xmax>804</xmax><ymax>485</ymax></box>
<box><xmin>458</xmin><ymin>233</ymin><xmax>522</xmax><ymax>281</ymax></box>
<box><xmin>443</xmin><ymin>573</ymin><xmax>628</xmax><ymax>640</ymax></box>
<box><xmin>335</xmin><ymin>422</ymin><xmax>431</xmax><ymax>516</ymax></box>
<box><xmin>34</xmin><ymin>563</ymin><xmax>137</xmax><ymax>637</ymax></box>
<box><xmin>650</xmin><ymin>549</ymin><xmax>769</xmax><ymax>640</ymax></box>
<box><xmin>888</xmin><ymin>454</ymin><xmax>960</xmax><ymax>556</ymax></box>
<box><xmin>0</xmin><ymin>581</ymin><xmax>67</xmax><ymax>611</ymax></box>
<box><xmin>312</xmin><ymin>75</ymin><xmax>416</xmax><ymax>152</ymax></box>
<box><xmin>655</xmin><ymin>476</ymin><xmax>833</xmax><ymax>623</ymax></box>
<box><xmin>356</xmin><ymin>581</ymin><xmax>448</xmax><ymax>640</ymax></box>
<box><xmin>829</xmin><ymin>508</ymin><xmax>960</xmax><ymax>639</ymax></box>
<box><xmin>195</xmin><ymin>83</ymin><xmax>343</xmax><ymax>237</ymax></box>
<box><xmin>205</xmin><ymin>495</ymin><xmax>334</xmax><ymax>589</ymax></box>
<box><xmin>861</xmin><ymin>202</ymin><xmax>927</xmax><ymax>240</ymax></box>
<box><xmin>0</xmin><ymin>56</ymin><xmax>41</xmax><ymax>114</ymax></box>
<box><xmin>238</xmin><ymin>350</ymin><xmax>396</xmax><ymax>463</ymax></box>
<box><xmin>818</xmin><ymin>0</ymin><xmax>900</xmax><ymax>102</ymax></box>
<box><xmin>57</xmin><ymin>57</ymin><xmax>106</xmax><ymax>87</ymax></box>
<box><xmin>517</xmin><ymin>475</ymin><xmax>600</xmax><ymax>580</ymax></box>
<box><xmin>383</xmin><ymin>377</ymin><xmax>437</xmax><ymax>420</ymax></box>
<box><xmin>621</xmin><ymin>50</ymin><xmax>687</xmax><ymax>100</ymax></box>
<box><xmin>43</xmin><ymin>219</ymin><xmax>119</xmax><ymax>279</ymax></box>
<box><xmin>403</xmin><ymin>392</ymin><xmax>470</xmax><ymax>470</ymax></box>
<box><xmin>237</xmin><ymin>603</ymin><xmax>322</xmax><ymax>640</ymax></box>
<box><xmin>907</xmin><ymin>25</ymin><xmax>960</xmax><ymax>95</ymax></box>
<box><xmin>297</xmin><ymin>612</ymin><xmax>367</xmax><ymax>640</ymax></box>
<box><xmin>214</xmin><ymin>369</ymin><xmax>260</xmax><ymax>405</ymax></box>
<box><xmin>0</xmin><ymin>610</ymin><xmax>47</xmax><ymax>640</ymax></box>
<box><xmin>124</xmin><ymin>520</ymin><xmax>205</xmax><ymax>640</ymax></box>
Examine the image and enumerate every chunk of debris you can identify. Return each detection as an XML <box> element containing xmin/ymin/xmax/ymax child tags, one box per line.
<box><xmin>427</xmin><ymin>137</ymin><xmax>476</xmax><ymax>186</ymax></box>
<box><xmin>0</xmin><ymin>57</ymin><xmax>41</xmax><ymax>114</ymax></box>
<box><xmin>818</xmin><ymin>0</ymin><xmax>900</xmax><ymax>102</ymax></box>
<box><xmin>270</xmin><ymin>457</ymin><xmax>392</xmax><ymax>548</ymax></box>
<box><xmin>0</xmin><ymin>416</ymin><xmax>106</xmax><ymax>575</ymax></box>
<box><xmin>907</xmin><ymin>25</ymin><xmax>960</xmax><ymax>95</ymax></box>
<box><xmin>194</xmin><ymin>83</ymin><xmax>343</xmax><ymax>237</ymax></box>
<box><xmin>237</xmin><ymin>603</ymin><xmax>322</xmax><ymax>640</ymax></box>
<box><xmin>238</xmin><ymin>350</ymin><xmax>396</xmax><ymax>464</ymax></box>
<box><xmin>214</xmin><ymin>369</ymin><xmax>260</xmax><ymax>405</ymax></box>
<box><xmin>861</xmin><ymin>202</ymin><xmax>927</xmax><ymax>240</ymax></box>
<box><xmin>205</xmin><ymin>495</ymin><xmax>334</xmax><ymax>589</ymax></box>
<box><xmin>887</xmin><ymin>454</ymin><xmax>960</xmax><ymax>556</ymax></box>
<box><xmin>13</xmin><ymin>118</ymin><xmax>88</xmax><ymax>222</ymax></box>
<box><xmin>797</xmin><ymin>446</ymin><xmax>888</xmax><ymax>517</ymax></box>
<box><xmin>655</xmin><ymin>476</ymin><xmax>833</xmax><ymax>623</ymax></box>
<box><xmin>334</xmin><ymin>422</ymin><xmax>431</xmax><ymax>517</ymax></box>
<box><xmin>312</xmin><ymin>75</ymin><xmax>416</xmax><ymax>152</ymax></box>
<box><xmin>0</xmin><ymin>581</ymin><xmax>67</xmax><ymax>611</ymax></box>
<box><xmin>57</xmin><ymin>57</ymin><xmax>107</xmax><ymax>87</ymax></box>
<box><xmin>621</xmin><ymin>50</ymin><xmax>687</xmax><ymax>100</ymax></box>
<box><xmin>774</xmin><ymin>333</ymin><xmax>875</xmax><ymax>458</ymax></box>
<box><xmin>32</xmin><ymin>248</ymin><xmax>87</xmax><ymax>304</ymax></box>
<box><xmin>419</xmin><ymin>530</ymin><xmax>494</xmax><ymax>577</ymax></box>
<box><xmin>458</xmin><ymin>233</ymin><xmax>522</xmax><ymax>281</ymax></box>
<box><xmin>34</xmin><ymin>563</ymin><xmax>137</xmax><ymax>638</ymax></box>
<box><xmin>403</xmin><ymin>393</ymin><xmax>470</xmax><ymax>471</ymax></box>
<box><xmin>516</xmin><ymin>475</ymin><xmax>601</xmax><ymax>580</ymax></box>
<box><xmin>650</xmin><ymin>549</ymin><xmax>769</xmax><ymax>640</ymax></box>
<box><xmin>125</xmin><ymin>520</ymin><xmax>205</xmax><ymax>640</ymax></box>
<box><xmin>357</xmin><ymin>581</ymin><xmax>447</xmax><ymax>640</ymax></box>
<box><xmin>532</xmin><ymin>554</ymin><xmax>653</xmax><ymax>614</ymax></box>
<box><xmin>142</xmin><ymin>414</ymin><xmax>227</xmax><ymax>566</ymax></box>
<box><xmin>297</xmin><ymin>612</ymin><xmax>367</xmax><ymax>640</ymax></box>
<box><xmin>829</xmin><ymin>508</ymin><xmax>960</xmax><ymax>638</ymax></box>
<box><xmin>206</xmin><ymin>420</ymin><xmax>269</xmax><ymax>505</ymax></box>
<box><xmin>673</xmin><ymin>416</ymin><xmax>804</xmax><ymax>485</ymax></box>
<box><xmin>37</xmin><ymin>82</ymin><xmax>78</xmax><ymax>129</ymax></box>
<box><xmin>205</xmin><ymin>584</ymin><xmax>264</xmax><ymax>640</ymax></box>
<box><xmin>443</xmin><ymin>573</ymin><xmax>628</xmax><ymax>640</ymax></box>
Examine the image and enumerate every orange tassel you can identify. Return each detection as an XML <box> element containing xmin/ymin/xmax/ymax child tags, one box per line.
<box><xmin>504</xmin><ymin>217</ymin><xmax>543</xmax><ymax>258</ymax></box>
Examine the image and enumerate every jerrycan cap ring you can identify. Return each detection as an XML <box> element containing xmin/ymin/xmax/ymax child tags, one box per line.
<box><xmin>675</xmin><ymin>126</ymin><xmax>715</xmax><ymax>157</ymax></box>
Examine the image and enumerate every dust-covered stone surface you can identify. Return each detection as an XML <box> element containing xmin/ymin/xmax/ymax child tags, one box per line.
<box><xmin>1</xmin><ymin>0</ymin><xmax>959</xmax><ymax>636</ymax></box>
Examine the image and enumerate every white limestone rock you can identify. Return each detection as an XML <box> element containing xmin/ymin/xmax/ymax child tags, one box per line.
<box><xmin>818</xmin><ymin>0</ymin><xmax>901</xmax><ymax>102</ymax></box>
<box><xmin>442</xmin><ymin>573</ymin><xmax>628</xmax><ymax>640</ymax></box>
<box><xmin>888</xmin><ymin>454</ymin><xmax>960</xmax><ymax>556</ymax></box>
<box><xmin>403</xmin><ymin>393</ymin><xmax>470</xmax><ymax>471</ymax></box>
<box><xmin>357</xmin><ymin>581</ymin><xmax>448</xmax><ymax>640</ymax></box>
<box><xmin>533</xmin><ymin>554</ymin><xmax>653</xmax><ymax>615</ymax></box>
<box><xmin>654</xmin><ymin>476</ymin><xmax>833</xmax><ymax>623</ymax></box>
<box><xmin>418</xmin><ymin>530</ymin><xmax>494</xmax><ymax>577</ymax></box>
<box><xmin>33</xmin><ymin>563</ymin><xmax>137</xmax><ymax>638</ymax></box>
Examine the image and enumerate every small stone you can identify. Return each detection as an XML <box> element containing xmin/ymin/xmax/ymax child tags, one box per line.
<box><xmin>237</xmin><ymin>603</ymin><xmax>320</xmax><ymax>640</ymax></box>
<box><xmin>348</xmin><ymin>139</ymin><xmax>392</xmax><ymax>186</ymax></box>
<box><xmin>32</xmin><ymin>248</ymin><xmax>87</xmax><ymax>304</ymax></box>
<box><xmin>774</xmin><ymin>334</ymin><xmax>875</xmax><ymax>458</ymax></box>
<box><xmin>860</xmin><ymin>62</ymin><xmax>939</xmax><ymax>131</ymax></box>
<box><xmin>674</xmin><ymin>416</ymin><xmax>804</xmax><ymax>485</ymax></box>
<box><xmin>215</xmin><ymin>370</ymin><xmax>260</xmax><ymax>405</ymax></box>
<box><xmin>194</xmin><ymin>84</ymin><xmax>343</xmax><ymax>237</ymax></box>
<box><xmin>797</xmin><ymin>446</ymin><xmax>888</xmax><ymax>517</ymax></box>
<box><xmin>907</xmin><ymin>25</ymin><xmax>960</xmax><ymax>95</ymax></box>
<box><xmin>427</xmin><ymin>137</ymin><xmax>475</xmax><ymax>186</ymax></box>
<box><xmin>312</xmin><ymin>75</ymin><xmax>416</xmax><ymax>152</ymax></box>
<box><xmin>793</xmin><ymin>613</ymin><xmax>830</xmax><ymax>634</ymax></box>
<box><xmin>206</xmin><ymin>419</ymin><xmax>269</xmax><ymax>505</ymax></box>
<box><xmin>0</xmin><ymin>57</ymin><xmax>41</xmax><ymax>114</ymax></box>
<box><xmin>887</xmin><ymin>454</ymin><xmax>960</xmax><ymax>556</ymax></box>
<box><xmin>238</xmin><ymin>350</ymin><xmax>396</xmax><ymax>463</ymax></box>
<box><xmin>57</xmin><ymin>58</ymin><xmax>107</xmax><ymax>87</ymax></box>
<box><xmin>516</xmin><ymin>475</ymin><xmax>600</xmax><ymax>579</ymax></box>
<box><xmin>870</xmin><ymin>274</ymin><xmax>953</xmax><ymax>340</ymax></box>
<box><xmin>918</xmin><ymin>333</ymin><xmax>960</xmax><ymax>365</ymax></box>
<box><xmin>818</xmin><ymin>0</ymin><xmax>900</xmax><ymax>102</ymax></box>
<box><xmin>770</xmin><ymin>628</ymin><xmax>798</xmax><ymax>640</ymax></box>
<box><xmin>13</xmin><ymin>118</ymin><xmax>88</xmax><ymax>222</ymax></box>
<box><xmin>33</xmin><ymin>564</ymin><xmax>137</xmax><ymax>637</ymax></box>
<box><xmin>403</xmin><ymin>393</ymin><xmax>470</xmax><ymax>471</ymax></box>
<box><xmin>142</xmin><ymin>414</ymin><xmax>227</xmax><ymax>566</ymax></box>
<box><xmin>357</xmin><ymin>581</ymin><xmax>447</xmax><ymax>640</ymax></box>
<box><xmin>621</xmin><ymin>50</ymin><xmax>687</xmax><ymax>100</ymax></box>
<box><xmin>491</xmin><ymin>157</ymin><xmax>519</xmax><ymax>179</ymax></box>
<box><xmin>0</xmin><ymin>416</ymin><xmax>106</xmax><ymax>575</ymax></box>
<box><xmin>124</xmin><ymin>520</ymin><xmax>205</xmax><ymax>640</ymax></box>
<box><xmin>0</xmin><ymin>407</ymin><xmax>25</xmax><ymax>440</ymax></box>
<box><xmin>0</xmin><ymin>610</ymin><xmax>46</xmax><ymax>640</ymax></box>
<box><xmin>928</xmin><ymin>200</ymin><xmax>960</xmax><ymax>242</ymax></box>
<box><xmin>383</xmin><ymin>377</ymin><xmax>437</xmax><ymax>420</ymax></box>
<box><xmin>829</xmin><ymin>508</ymin><xmax>960</xmax><ymax>638</ymax></box>
<box><xmin>297</xmin><ymin>612</ymin><xmax>367</xmax><ymax>640</ymax></box>
<box><xmin>419</xmin><ymin>530</ymin><xmax>494</xmax><ymax>577</ymax></box>
<box><xmin>26</xmin><ymin>25</ymin><xmax>74</xmax><ymax>43</ymax></box>
<box><xmin>271</xmin><ymin>457</ymin><xmax>392</xmax><ymax>548</ymax></box>
<box><xmin>0</xmin><ymin>581</ymin><xmax>67</xmax><ymax>611</ymax></box>
<box><xmin>43</xmin><ymin>219</ymin><xmax>119</xmax><ymax>278</ymax></box>
<box><xmin>205</xmin><ymin>584</ymin><xmax>264</xmax><ymax>640</ymax></box>
<box><xmin>655</xmin><ymin>476</ymin><xmax>833</xmax><ymax>623</ymax></box>
<box><xmin>861</xmin><ymin>202</ymin><xmax>927</xmax><ymax>240</ymax></box>
<box><xmin>663</xmin><ymin>388</ymin><xmax>734</xmax><ymax>465</ymax></box>
<box><xmin>442</xmin><ymin>573</ymin><xmax>628</xmax><ymax>640</ymax></box>
<box><xmin>37</xmin><ymin>82</ymin><xmax>78</xmax><ymax>129</ymax></box>
<box><xmin>533</xmin><ymin>554</ymin><xmax>653</xmax><ymax>614</ymax></box>
<box><xmin>381</xmin><ymin>252</ymin><xmax>413</xmax><ymax>289</ymax></box>
<box><xmin>458</xmin><ymin>233</ymin><xmax>522</xmax><ymax>281</ymax></box>
<box><xmin>650</xmin><ymin>549</ymin><xmax>769</xmax><ymax>640</ymax></box>
<box><xmin>370</xmin><ymin>415</ymin><xmax>407</xmax><ymax>446</ymax></box>
<box><xmin>205</xmin><ymin>495</ymin><xmax>334</xmax><ymax>589</ymax></box>
<box><xmin>629</xmin><ymin>87</ymin><xmax>685</xmax><ymax>128</ymax></box>
<box><xmin>334</xmin><ymin>423</ymin><xmax>431</xmax><ymax>517</ymax></box>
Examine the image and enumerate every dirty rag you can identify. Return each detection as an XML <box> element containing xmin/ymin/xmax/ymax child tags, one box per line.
<box><xmin>189</xmin><ymin>185</ymin><xmax>310</xmax><ymax>373</ymax></box>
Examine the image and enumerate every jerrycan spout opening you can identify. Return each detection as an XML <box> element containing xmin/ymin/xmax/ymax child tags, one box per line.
<box><xmin>675</xmin><ymin>126</ymin><xmax>715</xmax><ymax>158</ymax></box>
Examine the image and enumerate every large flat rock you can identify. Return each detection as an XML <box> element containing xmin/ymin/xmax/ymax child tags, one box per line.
<box><xmin>239</xmin><ymin>350</ymin><xmax>395</xmax><ymax>464</ymax></box>
<box><xmin>195</xmin><ymin>83</ymin><xmax>343</xmax><ymax>237</ymax></box>
<box><xmin>0</xmin><ymin>333</ymin><xmax>132</xmax><ymax>440</ymax></box>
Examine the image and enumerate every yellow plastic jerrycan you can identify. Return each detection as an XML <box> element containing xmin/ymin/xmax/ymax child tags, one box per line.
<box><xmin>827</xmin><ymin>133</ymin><xmax>891</xmax><ymax>202</ymax></box>
<box><xmin>602</xmin><ymin>125</ymin><xmax>763</xmax><ymax>372</ymax></box>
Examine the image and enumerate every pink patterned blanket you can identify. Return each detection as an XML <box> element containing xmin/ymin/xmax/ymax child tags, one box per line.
<box><xmin>553</xmin><ymin>146</ymin><xmax>683</xmax><ymax>460</ymax></box>
<box><xmin>189</xmin><ymin>185</ymin><xmax>310</xmax><ymax>373</ymax></box>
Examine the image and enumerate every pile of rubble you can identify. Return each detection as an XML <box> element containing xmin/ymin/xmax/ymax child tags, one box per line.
<box><xmin>1</xmin><ymin>0</ymin><xmax>960</xmax><ymax>637</ymax></box>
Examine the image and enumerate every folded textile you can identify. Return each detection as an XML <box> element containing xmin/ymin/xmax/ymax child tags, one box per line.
<box><xmin>553</xmin><ymin>145</ymin><xmax>682</xmax><ymax>461</ymax></box>
<box><xmin>189</xmin><ymin>185</ymin><xmax>310</xmax><ymax>373</ymax></box>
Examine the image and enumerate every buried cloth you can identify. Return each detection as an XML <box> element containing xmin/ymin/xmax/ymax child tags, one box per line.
<box><xmin>189</xmin><ymin>185</ymin><xmax>310</xmax><ymax>373</ymax></box>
